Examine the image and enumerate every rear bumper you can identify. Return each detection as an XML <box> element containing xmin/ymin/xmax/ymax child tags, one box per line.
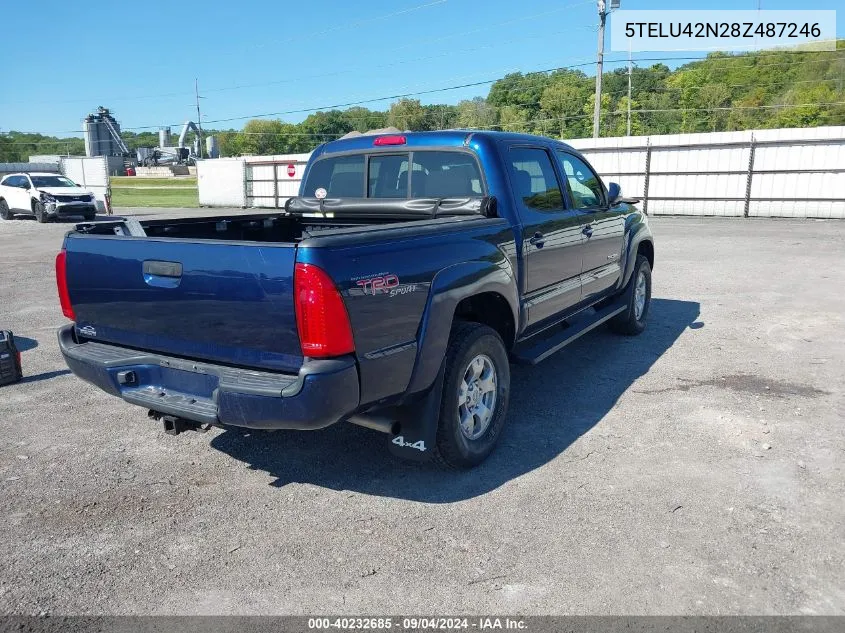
<box><xmin>57</xmin><ymin>324</ymin><xmax>360</xmax><ymax>430</ymax></box>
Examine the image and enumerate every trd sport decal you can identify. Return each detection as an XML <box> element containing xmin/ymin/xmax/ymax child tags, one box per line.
<box><xmin>355</xmin><ymin>274</ymin><xmax>399</xmax><ymax>294</ymax></box>
<box><xmin>351</xmin><ymin>274</ymin><xmax>425</xmax><ymax>298</ymax></box>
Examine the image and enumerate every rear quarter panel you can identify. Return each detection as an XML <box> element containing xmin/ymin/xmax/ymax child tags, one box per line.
<box><xmin>299</xmin><ymin>217</ymin><xmax>518</xmax><ymax>407</ymax></box>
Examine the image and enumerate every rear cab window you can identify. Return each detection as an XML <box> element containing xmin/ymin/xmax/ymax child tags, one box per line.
<box><xmin>303</xmin><ymin>150</ymin><xmax>484</xmax><ymax>199</ymax></box>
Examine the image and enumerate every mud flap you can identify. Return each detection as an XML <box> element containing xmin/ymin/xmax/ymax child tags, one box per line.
<box><xmin>388</xmin><ymin>363</ymin><xmax>445</xmax><ymax>462</ymax></box>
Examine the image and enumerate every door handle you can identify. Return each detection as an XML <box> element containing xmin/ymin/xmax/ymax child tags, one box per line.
<box><xmin>582</xmin><ymin>225</ymin><xmax>593</xmax><ymax>238</ymax></box>
<box><xmin>529</xmin><ymin>232</ymin><xmax>545</xmax><ymax>248</ymax></box>
<box><xmin>143</xmin><ymin>261</ymin><xmax>182</xmax><ymax>277</ymax></box>
<box><xmin>143</xmin><ymin>260</ymin><xmax>183</xmax><ymax>288</ymax></box>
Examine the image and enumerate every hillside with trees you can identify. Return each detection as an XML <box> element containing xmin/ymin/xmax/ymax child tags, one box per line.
<box><xmin>2</xmin><ymin>43</ymin><xmax>842</xmax><ymax>162</ymax></box>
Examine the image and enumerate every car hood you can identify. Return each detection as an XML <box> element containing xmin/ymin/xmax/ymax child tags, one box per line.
<box><xmin>38</xmin><ymin>187</ymin><xmax>94</xmax><ymax>196</ymax></box>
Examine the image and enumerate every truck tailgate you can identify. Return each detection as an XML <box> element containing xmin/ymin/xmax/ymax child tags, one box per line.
<box><xmin>64</xmin><ymin>235</ymin><xmax>302</xmax><ymax>373</ymax></box>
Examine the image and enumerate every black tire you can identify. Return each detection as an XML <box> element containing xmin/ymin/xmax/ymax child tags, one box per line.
<box><xmin>610</xmin><ymin>254</ymin><xmax>651</xmax><ymax>335</ymax></box>
<box><xmin>433</xmin><ymin>322</ymin><xmax>511</xmax><ymax>469</ymax></box>
<box><xmin>0</xmin><ymin>199</ymin><xmax>12</xmax><ymax>220</ymax></box>
<box><xmin>33</xmin><ymin>201</ymin><xmax>48</xmax><ymax>223</ymax></box>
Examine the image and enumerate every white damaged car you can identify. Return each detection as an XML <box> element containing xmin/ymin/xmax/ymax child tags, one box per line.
<box><xmin>0</xmin><ymin>172</ymin><xmax>97</xmax><ymax>223</ymax></box>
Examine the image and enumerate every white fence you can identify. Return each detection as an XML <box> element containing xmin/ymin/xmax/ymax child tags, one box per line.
<box><xmin>59</xmin><ymin>156</ymin><xmax>123</xmax><ymax>213</ymax></box>
<box><xmin>569</xmin><ymin>126</ymin><xmax>845</xmax><ymax>219</ymax></box>
<box><xmin>197</xmin><ymin>158</ymin><xmax>247</xmax><ymax>207</ymax></box>
<box><xmin>194</xmin><ymin>127</ymin><xmax>845</xmax><ymax>218</ymax></box>
<box><xmin>197</xmin><ymin>153</ymin><xmax>311</xmax><ymax>208</ymax></box>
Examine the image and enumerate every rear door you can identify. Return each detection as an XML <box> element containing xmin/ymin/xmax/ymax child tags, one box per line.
<box><xmin>506</xmin><ymin>146</ymin><xmax>584</xmax><ymax>328</ymax></box>
<box><xmin>64</xmin><ymin>235</ymin><xmax>302</xmax><ymax>373</ymax></box>
<box><xmin>555</xmin><ymin>150</ymin><xmax>625</xmax><ymax>303</ymax></box>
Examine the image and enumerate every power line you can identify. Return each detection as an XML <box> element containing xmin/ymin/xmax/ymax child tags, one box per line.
<box><xmin>19</xmin><ymin>50</ymin><xmax>845</xmax><ymax>136</ymax></box>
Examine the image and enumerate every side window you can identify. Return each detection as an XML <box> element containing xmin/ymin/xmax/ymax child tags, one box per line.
<box><xmin>556</xmin><ymin>151</ymin><xmax>605</xmax><ymax>209</ymax></box>
<box><xmin>4</xmin><ymin>176</ymin><xmax>21</xmax><ymax>188</ymax></box>
<box><xmin>508</xmin><ymin>147</ymin><xmax>564</xmax><ymax>212</ymax></box>
<box><xmin>368</xmin><ymin>154</ymin><xmax>408</xmax><ymax>198</ymax></box>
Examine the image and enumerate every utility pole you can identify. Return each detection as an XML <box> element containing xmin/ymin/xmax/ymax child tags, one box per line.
<box><xmin>592</xmin><ymin>0</ymin><xmax>608</xmax><ymax>138</ymax></box>
<box><xmin>626</xmin><ymin>41</ymin><xmax>632</xmax><ymax>136</ymax></box>
<box><xmin>194</xmin><ymin>78</ymin><xmax>204</xmax><ymax>159</ymax></box>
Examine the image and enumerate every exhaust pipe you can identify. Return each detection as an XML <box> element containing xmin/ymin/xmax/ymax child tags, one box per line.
<box><xmin>348</xmin><ymin>415</ymin><xmax>400</xmax><ymax>435</ymax></box>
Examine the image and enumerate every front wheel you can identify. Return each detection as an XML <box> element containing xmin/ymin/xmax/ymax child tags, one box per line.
<box><xmin>0</xmin><ymin>199</ymin><xmax>12</xmax><ymax>220</ymax></box>
<box><xmin>433</xmin><ymin>322</ymin><xmax>510</xmax><ymax>469</ymax></box>
<box><xmin>33</xmin><ymin>201</ymin><xmax>48</xmax><ymax>223</ymax></box>
<box><xmin>610</xmin><ymin>254</ymin><xmax>651</xmax><ymax>335</ymax></box>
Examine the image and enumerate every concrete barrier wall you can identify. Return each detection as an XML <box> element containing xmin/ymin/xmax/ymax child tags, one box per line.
<box><xmin>568</xmin><ymin>126</ymin><xmax>845</xmax><ymax>219</ymax></box>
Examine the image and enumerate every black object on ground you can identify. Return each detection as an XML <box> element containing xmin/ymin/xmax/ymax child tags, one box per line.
<box><xmin>0</xmin><ymin>330</ymin><xmax>23</xmax><ymax>386</ymax></box>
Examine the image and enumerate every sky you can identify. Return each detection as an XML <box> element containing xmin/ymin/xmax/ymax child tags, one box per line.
<box><xmin>0</xmin><ymin>0</ymin><xmax>840</xmax><ymax>137</ymax></box>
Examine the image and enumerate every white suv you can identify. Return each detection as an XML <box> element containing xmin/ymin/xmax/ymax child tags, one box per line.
<box><xmin>0</xmin><ymin>172</ymin><xmax>98</xmax><ymax>223</ymax></box>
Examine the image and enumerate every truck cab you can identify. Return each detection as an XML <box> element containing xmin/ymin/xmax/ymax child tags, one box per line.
<box><xmin>57</xmin><ymin>130</ymin><xmax>653</xmax><ymax>468</ymax></box>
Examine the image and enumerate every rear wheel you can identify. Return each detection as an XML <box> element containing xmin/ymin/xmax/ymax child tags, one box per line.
<box><xmin>0</xmin><ymin>200</ymin><xmax>12</xmax><ymax>220</ymax></box>
<box><xmin>433</xmin><ymin>322</ymin><xmax>510</xmax><ymax>469</ymax></box>
<box><xmin>33</xmin><ymin>201</ymin><xmax>48</xmax><ymax>223</ymax></box>
<box><xmin>610</xmin><ymin>254</ymin><xmax>651</xmax><ymax>335</ymax></box>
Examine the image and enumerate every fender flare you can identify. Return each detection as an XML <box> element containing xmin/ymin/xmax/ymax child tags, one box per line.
<box><xmin>404</xmin><ymin>259</ymin><xmax>518</xmax><ymax>397</ymax></box>
<box><xmin>620</xmin><ymin>217</ymin><xmax>654</xmax><ymax>290</ymax></box>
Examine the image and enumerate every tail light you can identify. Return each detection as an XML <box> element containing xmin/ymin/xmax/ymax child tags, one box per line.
<box><xmin>294</xmin><ymin>263</ymin><xmax>354</xmax><ymax>358</ymax></box>
<box><xmin>55</xmin><ymin>249</ymin><xmax>75</xmax><ymax>320</ymax></box>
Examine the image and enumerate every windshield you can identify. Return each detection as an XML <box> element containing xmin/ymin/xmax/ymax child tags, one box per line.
<box><xmin>30</xmin><ymin>176</ymin><xmax>77</xmax><ymax>188</ymax></box>
<box><xmin>302</xmin><ymin>151</ymin><xmax>484</xmax><ymax>199</ymax></box>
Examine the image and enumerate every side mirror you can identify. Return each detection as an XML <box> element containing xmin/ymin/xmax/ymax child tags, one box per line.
<box><xmin>23</xmin><ymin>184</ymin><xmax>31</xmax><ymax>190</ymax></box>
<box><xmin>607</xmin><ymin>182</ymin><xmax>621</xmax><ymax>205</ymax></box>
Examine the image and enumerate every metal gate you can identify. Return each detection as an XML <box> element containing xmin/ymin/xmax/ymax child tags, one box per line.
<box><xmin>245</xmin><ymin>154</ymin><xmax>310</xmax><ymax>208</ymax></box>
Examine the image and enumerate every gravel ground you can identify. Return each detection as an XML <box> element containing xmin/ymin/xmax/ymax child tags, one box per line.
<box><xmin>0</xmin><ymin>209</ymin><xmax>843</xmax><ymax>615</ymax></box>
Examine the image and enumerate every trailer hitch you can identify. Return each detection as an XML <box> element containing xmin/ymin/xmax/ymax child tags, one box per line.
<box><xmin>147</xmin><ymin>410</ymin><xmax>212</xmax><ymax>435</ymax></box>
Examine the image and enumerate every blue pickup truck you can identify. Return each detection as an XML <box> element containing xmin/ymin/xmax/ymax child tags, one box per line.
<box><xmin>56</xmin><ymin>130</ymin><xmax>654</xmax><ymax>468</ymax></box>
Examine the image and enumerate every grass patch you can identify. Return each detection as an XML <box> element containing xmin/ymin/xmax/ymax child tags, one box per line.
<box><xmin>111</xmin><ymin>176</ymin><xmax>197</xmax><ymax>188</ymax></box>
<box><xmin>110</xmin><ymin>175</ymin><xmax>199</xmax><ymax>207</ymax></box>
<box><xmin>110</xmin><ymin>187</ymin><xmax>199</xmax><ymax>208</ymax></box>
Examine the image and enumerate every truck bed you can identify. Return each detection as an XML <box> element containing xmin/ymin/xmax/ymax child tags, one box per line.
<box><xmin>77</xmin><ymin>196</ymin><xmax>493</xmax><ymax>243</ymax></box>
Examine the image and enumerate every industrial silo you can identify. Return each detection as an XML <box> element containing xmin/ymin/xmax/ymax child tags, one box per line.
<box><xmin>83</xmin><ymin>114</ymin><xmax>100</xmax><ymax>157</ymax></box>
<box><xmin>83</xmin><ymin>107</ymin><xmax>127</xmax><ymax>157</ymax></box>
<box><xmin>206</xmin><ymin>136</ymin><xmax>219</xmax><ymax>159</ymax></box>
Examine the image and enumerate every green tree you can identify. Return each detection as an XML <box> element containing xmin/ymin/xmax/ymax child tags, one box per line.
<box><xmin>456</xmin><ymin>97</ymin><xmax>498</xmax><ymax>129</ymax></box>
<box><xmin>300</xmin><ymin>110</ymin><xmax>354</xmax><ymax>143</ymax></box>
<box><xmin>540</xmin><ymin>79</ymin><xmax>590</xmax><ymax>138</ymax></box>
<box><xmin>498</xmin><ymin>105</ymin><xmax>532</xmax><ymax>133</ymax></box>
<box><xmin>342</xmin><ymin>107</ymin><xmax>388</xmax><ymax>132</ymax></box>
<box><xmin>239</xmin><ymin>119</ymin><xmax>308</xmax><ymax>155</ymax></box>
<box><xmin>387</xmin><ymin>99</ymin><xmax>430</xmax><ymax>130</ymax></box>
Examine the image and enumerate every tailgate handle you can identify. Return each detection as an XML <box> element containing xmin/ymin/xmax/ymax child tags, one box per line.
<box><xmin>143</xmin><ymin>261</ymin><xmax>183</xmax><ymax>278</ymax></box>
